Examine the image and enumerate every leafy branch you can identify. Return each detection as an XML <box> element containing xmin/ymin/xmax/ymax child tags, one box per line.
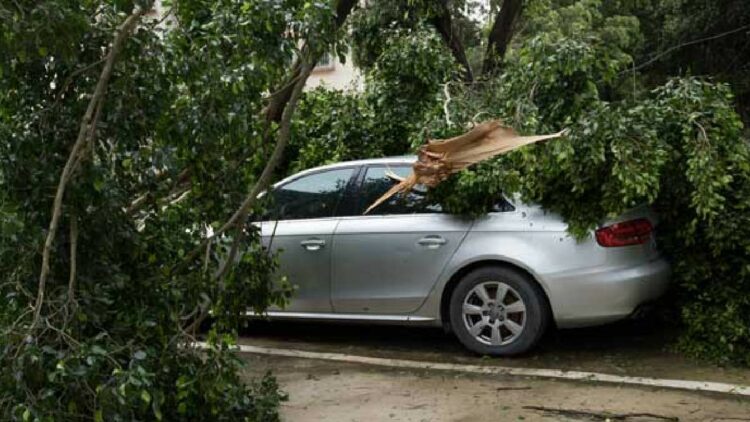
<box><xmin>33</xmin><ymin>5</ymin><xmax>150</xmax><ymax>328</ymax></box>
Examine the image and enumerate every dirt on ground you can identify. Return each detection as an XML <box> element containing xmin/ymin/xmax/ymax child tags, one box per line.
<box><xmin>234</xmin><ymin>319</ymin><xmax>750</xmax><ymax>421</ymax></box>
<box><xmin>241</xmin><ymin>353</ymin><xmax>750</xmax><ymax>422</ymax></box>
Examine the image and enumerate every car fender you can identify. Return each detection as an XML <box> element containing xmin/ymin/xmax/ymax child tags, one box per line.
<box><xmin>413</xmin><ymin>231</ymin><xmax>555</xmax><ymax>322</ymax></box>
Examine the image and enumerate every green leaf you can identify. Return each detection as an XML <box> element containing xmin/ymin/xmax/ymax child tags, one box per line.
<box><xmin>91</xmin><ymin>345</ymin><xmax>106</xmax><ymax>356</ymax></box>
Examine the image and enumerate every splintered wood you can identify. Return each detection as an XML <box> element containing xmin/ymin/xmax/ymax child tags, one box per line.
<box><xmin>364</xmin><ymin>120</ymin><xmax>566</xmax><ymax>214</ymax></box>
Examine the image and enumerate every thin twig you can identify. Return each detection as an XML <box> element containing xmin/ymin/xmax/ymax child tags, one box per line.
<box><xmin>53</xmin><ymin>59</ymin><xmax>107</xmax><ymax>107</ymax></box>
<box><xmin>202</xmin><ymin>232</ymin><xmax>212</xmax><ymax>275</ymax></box>
<box><xmin>619</xmin><ymin>24</ymin><xmax>750</xmax><ymax>76</ymax></box>
<box><xmin>213</xmin><ymin>228</ymin><xmax>245</xmax><ymax>281</ymax></box>
<box><xmin>266</xmin><ymin>217</ymin><xmax>280</xmax><ymax>255</ymax></box>
<box><xmin>66</xmin><ymin>213</ymin><xmax>78</xmax><ymax>304</ymax></box>
<box><xmin>495</xmin><ymin>386</ymin><xmax>531</xmax><ymax>391</ymax></box>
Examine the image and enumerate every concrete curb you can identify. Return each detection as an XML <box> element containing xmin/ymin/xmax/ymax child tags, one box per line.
<box><xmin>197</xmin><ymin>342</ymin><xmax>750</xmax><ymax>397</ymax></box>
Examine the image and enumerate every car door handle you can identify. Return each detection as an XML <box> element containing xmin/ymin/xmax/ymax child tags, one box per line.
<box><xmin>300</xmin><ymin>238</ymin><xmax>326</xmax><ymax>251</ymax></box>
<box><xmin>417</xmin><ymin>236</ymin><xmax>447</xmax><ymax>249</ymax></box>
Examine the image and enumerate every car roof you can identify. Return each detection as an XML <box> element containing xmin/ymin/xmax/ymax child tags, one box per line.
<box><xmin>314</xmin><ymin>155</ymin><xmax>416</xmax><ymax>170</ymax></box>
<box><xmin>275</xmin><ymin>156</ymin><xmax>417</xmax><ymax>187</ymax></box>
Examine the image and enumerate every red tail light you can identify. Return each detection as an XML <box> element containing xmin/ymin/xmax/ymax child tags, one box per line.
<box><xmin>595</xmin><ymin>218</ymin><xmax>653</xmax><ymax>247</ymax></box>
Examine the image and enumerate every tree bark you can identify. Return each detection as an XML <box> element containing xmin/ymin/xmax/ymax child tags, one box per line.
<box><xmin>430</xmin><ymin>0</ymin><xmax>473</xmax><ymax>82</ymax></box>
<box><xmin>483</xmin><ymin>0</ymin><xmax>523</xmax><ymax>75</ymax></box>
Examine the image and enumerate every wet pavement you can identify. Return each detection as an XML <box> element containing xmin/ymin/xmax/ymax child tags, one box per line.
<box><xmin>241</xmin><ymin>353</ymin><xmax>750</xmax><ymax>422</ymax></box>
<box><xmin>236</xmin><ymin>318</ymin><xmax>750</xmax><ymax>386</ymax></box>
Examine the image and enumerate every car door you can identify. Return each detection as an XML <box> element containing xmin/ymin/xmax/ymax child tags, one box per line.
<box><xmin>260</xmin><ymin>166</ymin><xmax>357</xmax><ymax>312</ymax></box>
<box><xmin>331</xmin><ymin>164</ymin><xmax>473</xmax><ymax>314</ymax></box>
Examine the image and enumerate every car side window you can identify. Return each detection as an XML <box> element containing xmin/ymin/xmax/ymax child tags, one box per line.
<box><xmin>269</xmin><ymin>168</ymin><xmax>354</xmax><ymax>220</ymax></box>
<box><xmin>358</xmin><ymin>166</ymin><xmax>443</xmax><ymax>215</ymax></box>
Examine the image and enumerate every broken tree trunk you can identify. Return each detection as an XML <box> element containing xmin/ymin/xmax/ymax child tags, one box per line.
<box><xmin>364</xmin><ymin>120</ymin><xmax>566</xmax><ymax>214</ymax></box>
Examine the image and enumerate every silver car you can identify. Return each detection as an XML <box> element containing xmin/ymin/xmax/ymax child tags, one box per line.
<box><xmin>254</xmin><ymin>156</ymin><xmax>671</xmax><ymax>355</ymax></box>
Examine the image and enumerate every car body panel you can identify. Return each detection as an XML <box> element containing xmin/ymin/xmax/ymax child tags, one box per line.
<box><xmin>331</xmin><ymin>213</ymin><xmax>472</xmax><ymax>314</ymax></box>
<box><xmin>254</xmin><ymin>156</ymin><xmax>671</xmax><ymax>330</ymax></box>
<box><xmin>260</xmin><ymin>218</ymin><xmax>338</xmax><ymax>312</ymax></box>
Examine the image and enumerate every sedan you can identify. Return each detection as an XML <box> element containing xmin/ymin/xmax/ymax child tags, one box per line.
<box><xmin>253</xmin><ymin>156</ymin><xmax>671</xmax><ymax>356</ymax></box>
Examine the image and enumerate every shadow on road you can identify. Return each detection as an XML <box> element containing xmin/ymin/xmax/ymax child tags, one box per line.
<box><xmin>239</xmin><ymin>317</ymin><xmax>673</xmax><ymax>357</ymax></box>
<box><xmin>235</xmin><ymin>316</ymin><xmax>750</xmax><ymax>383</ymax></box>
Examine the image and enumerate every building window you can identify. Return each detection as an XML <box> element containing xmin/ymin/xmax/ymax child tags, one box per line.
<box><xmin>314</xmin><ymin>52</ymin><xmax>334</xmax><ymax>71</ymax></box>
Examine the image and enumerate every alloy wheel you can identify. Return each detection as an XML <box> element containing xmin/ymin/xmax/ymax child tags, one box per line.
<box><xmin>461</xmin><ymin>281</ymin><xmax>527</xmax><ymax>346</ymax></box>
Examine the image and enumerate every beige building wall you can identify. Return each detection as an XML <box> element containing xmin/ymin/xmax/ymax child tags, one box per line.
<box><xmin>151</xmin><ymin>0</ymin><xmax>362</xmax><ymax>91</ymax></box>
<box><xmin>306</xmin><ymin>53</ymin><xmax>363</xmax><ymax>91</ymax></box>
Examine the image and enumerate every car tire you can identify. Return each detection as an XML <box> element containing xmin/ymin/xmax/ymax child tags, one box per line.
<box><xmin>449</xmin><ymin>265</ymin><xmax>549</xmax><ymax>356</ymax></box>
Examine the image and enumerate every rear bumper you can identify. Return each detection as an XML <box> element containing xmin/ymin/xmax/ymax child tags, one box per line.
<box><xmin>543</xmin><ymin>258</ymin><xmax>671</xmax><ymax>328</ymax></box>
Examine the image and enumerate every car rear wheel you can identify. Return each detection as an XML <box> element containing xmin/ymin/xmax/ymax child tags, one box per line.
<box><xmin>449</xmin><ymin>266</ymin><xmax>549</xmax><ymax>356</ymax></box>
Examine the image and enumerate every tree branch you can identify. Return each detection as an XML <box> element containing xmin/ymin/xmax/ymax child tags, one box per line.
<box><xmin>32</xmin><ymin>6</ymin><xmax>148</xmax><ymax>328</ymax></box>
<box><xmin>66</xmin><ymin>213</ymin><xmax>78</xmax><ymax>304</ymax></box>
<box><xmin>178</xmin><ymin>57</ymin><xmax>315</xmax><ymax>336</ymax></box>
<box><xmin>174</xmin><ymin>0</ymin><xmax>358</xmax><ymax>276</ymax></box>
<box><xmin>429</xmin><ymin>0</ymin><xmax>473</xmax><ymax>82</ymax></box>
<box><xmin>619</xmin><ymin>23</ymin><xmax>750</xmax><ymax>76</ymax></box>
<box><xmin>443</xmin><ymin>82</ymin><xmax>453</xmax><ymax>126</ymax></box>
<box><xmin>262</xmin><ymin>0</ymin><xmax>358</xmax><ymax>122</ymax></box>
<box><xmin>483</xmin><ymin>0</ymin><xmax>523</xmax><ymax>75</ymax></box>
<box><xmin>523</xmin><ymin>406</ymin><xmax>678</xmax><ymax>421</ymax></box>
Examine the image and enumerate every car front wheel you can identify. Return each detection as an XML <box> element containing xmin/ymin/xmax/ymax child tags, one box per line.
<box><xmin>449</xmin><ymin>266</ymin><xmax>549</xmax><ymax>356</ymax></box>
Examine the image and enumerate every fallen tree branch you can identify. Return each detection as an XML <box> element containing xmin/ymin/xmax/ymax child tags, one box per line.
<box><xmin>172</xmin><ymin>59</ymin><xmax>315</xmax><ymax>276</ymax></box>
<box><xmin>176</xmin><ymin>59</ymin><xmax>314</xmax><ymax>334</ymax></box>
<box><xmin>494</xmin><ymin>386</ymin><xmax>531</xmax><ymax>391</ymax></box>
<box><xmin>222</xmin><ymin>60</ymin><xmax>314</xmax><ymax>230</ymax></box>
<box><xmin>523</xmin><ymin>406</ymin><xmax>679</xmax><ymax>421</ymax></box>
<box><xmin>365</xmin><ymin>121</ymin><xmax>566</xmax><ymax>214</ymax></box>
<box><xmin>32</xmin><ymin>5</ymin><xmax>148</xmax><ymax>328</ymax></box>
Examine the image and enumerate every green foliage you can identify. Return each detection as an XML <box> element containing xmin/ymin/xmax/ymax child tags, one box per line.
<box><xmin>263</xmin><ymin>0</ymin><xmax>750</xmax><ymax>367</ymax></box>
<box><xmin>0</xmin><ymin>0</ymin><xmax>344</xmax><ymax>420</ymax></box>
<box><xmin>593</xmin><ymin>0</ymin><xmax>750</xmax><ymax>122</ymax></box>
<box><xmin>285</xmin><ymin>0</ymin><xmax>750</xmax><ymax>365</ymax></box>
<box><xmin>365</xmin><ymin>27</ymin><xmax>458</xmax><ymax>153</ymax></box>
<box><xmin>286</xmin><ymin>88</ymin><xmax>379</xmax><ymax>173</ymax></box>
<box><xmin>422</xmin><ymin>1</ymin><xmax>750</xmax><ymax>364</ymax></box>
<box><xmin>285</xmin><ymin>24</ymin><xmax>456</xmax><ymax>174</ymax></box>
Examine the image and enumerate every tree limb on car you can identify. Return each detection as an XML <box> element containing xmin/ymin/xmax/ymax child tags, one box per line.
<box><xmin>365</xmin><ymin>120</ymin><xmax>566</xmax><ymax>214</ymax></box>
